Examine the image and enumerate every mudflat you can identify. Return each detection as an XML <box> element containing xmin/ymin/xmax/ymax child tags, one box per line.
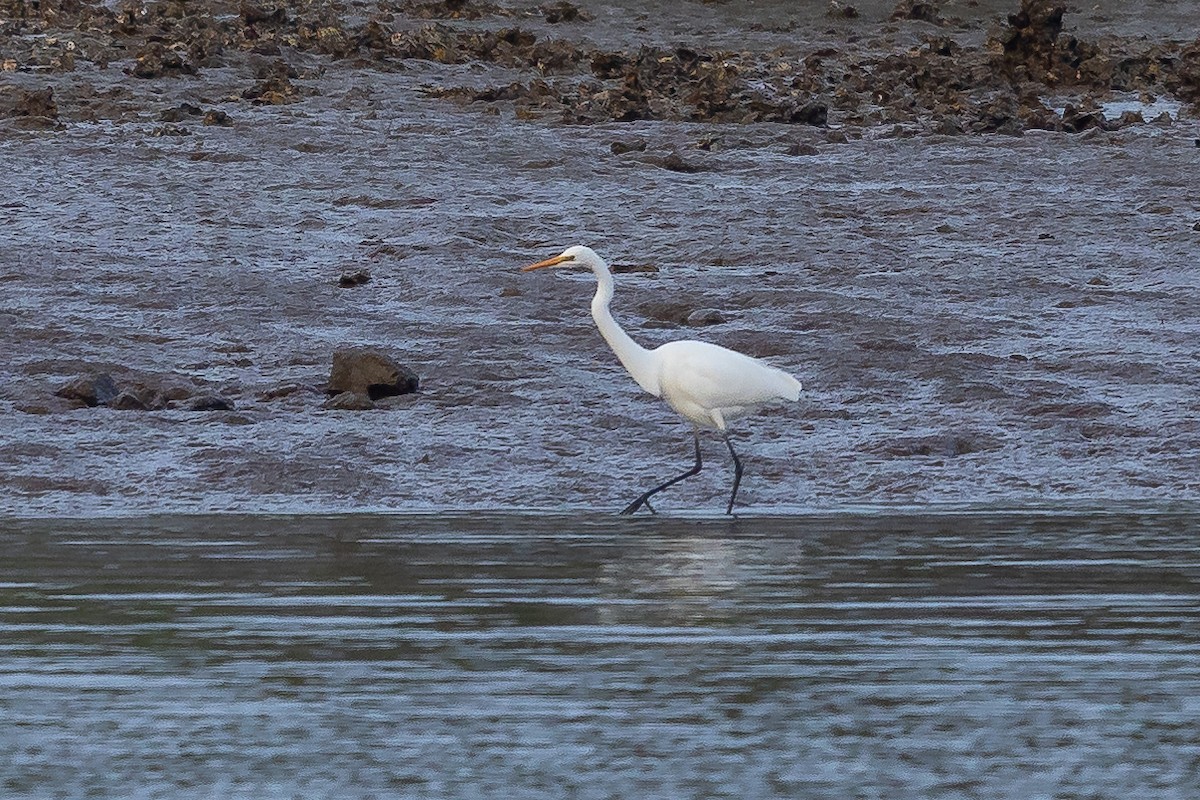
<box><xmin>2</xmin><ymin>0</ymin><xmax>1198</xmax><ymax>514</ymax></box>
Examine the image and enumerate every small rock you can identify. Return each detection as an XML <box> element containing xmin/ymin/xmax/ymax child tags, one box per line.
<box><xmin>1192</xmin><ymin>220</ymin><xmax>1200</xmax><ymax>231</ymax></box>
<box><xmin>542</xmin><ymin>1</ymin><xmax>591</xmax><ymax>23</ymax></box>
<box><xmin>653</xmin><ymin>152</ymin><xmax>706</xmax><ymax>173</ymax></box>
<box><xmin>338</xmin><ymin>268</ymin><xmax>371</xmax><ymax>287</ymax></box>
<box><xmin>152</xmin><ymin>124</ymin><xmax>191</xmax><ymax>137</ymax></box>
<box><xmin>499</xmin><ymin>286</ymin><xmax>522</xmax><ymax>297</ymax></box>
<box><xmin>328</xmin><ymin>347</ymin><xmax>419</xmax><ymax>399</ymax></box>
<box><xmin>686</xmin><ymin>308</ymin><xmax>727</xmax><ymax>327</ymax></box>
<box><xmin>1061</xmin><ymin>103</ymin><xmax>1105</xmax><ymax>133</ymax></box>
<box><xmin>128</xmin><ymin>43</ymin><xmax>196</xmax><ymax>79</ymax></box>
<box><xmin>240</xmin><ymin>0</ymin><xmax>287</xmax><ymax>24</ymax></box>
<box><xmin>786</xmin><ymin>142</ymin><xmax>820</xmax><ymax>156</ymax></box>
<box><xmin>159</xmin><ymin>102</ymin><xmax>201</xmax><ymax>122</ymax></box>
<box><xmin>14</xmin><ymin>88</ymin><xmax>58</xmax><ymax>119</ymax></box>
<box><xmin>827</xmin><ymin>1</ymin><xmax>860</xmax><ymax>18</ymax></box>
<box><xmin>110</xmin><ymin>390</ymin><xmax>148</xmax><ymax>411</ymax></box>
<box><xmin>159</xmin><ymin>383</ymin><xmax>196</xmax><ymax>403</ymax></box>
<box><xmin>935</xmin><ymin>223</ymin><xmax>956</xmax><ymax>234</ymax></box>
<box><xmin>324</xmin><ymin>391</ymin><xmax>375</xmax><ymax>411</ymax></box>
<box><xmin>55</xmin><ymin>374</ymin><xmax>119</xmax><ymax>407</ymax></box>
<box><xmin>188</xmin><ymin>395</ymin><xmax>235</xmax><ymax>411</ymax></box>
<box><xmin>611</xmin><ymin>263</ymin><xmax>659</xmax><ymax>274</ymax></box>
<box><xmin>16</xmin><ymin>403</ymin><xmax>51</xmax><ymax>415</ymax></box>
<box><xmin>789</xmin><ymin>101</ymin><xmax>828</xmax><ymax>126</ymax></box>
<box><xmin>202</xmin><ymin>110</ymin><xmax>232</xmax><ymax>127</ymax></box>
<box><xmin>890</xmin><ymin>0</ymin><xmax>942</xmax><ymax>24</ymax></box>
<box><xmin>259</xmin><ymin>381</ymin><xmax>318</xmax><ymax>400</ymax></box>
<box><xmin>638</xmin><ymin>301</ymin><xmax>693</xmax><ymax>326</ymax></box>
<box><xmin>610</xmin><ymin>139</ymin><xmax>647</xmax><ymax>155</ymax></box>
<box><xmin>242</xmin><ymin>74</ymin><xmax>300</xmax><ymax>105</ymax></box>
<box><xmin>1086</xmin><ymin>274</ymin><xmax>1112</xmax><ymax>287</ymax></box>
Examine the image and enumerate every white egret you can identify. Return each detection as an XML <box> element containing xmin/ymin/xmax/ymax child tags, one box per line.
<box><xmin>522</xmin><ymin>245</ymin><xmax>802</xmax><ymax>515</ymax></box>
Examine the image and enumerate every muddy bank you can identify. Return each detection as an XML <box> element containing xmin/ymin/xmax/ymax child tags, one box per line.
<box><xmin>1</xmin><ymin>0</ymin><xmax>1199</xmax><ymax>515</ymax></box>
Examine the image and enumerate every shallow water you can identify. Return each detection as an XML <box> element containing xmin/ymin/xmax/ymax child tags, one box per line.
<box><xmin>3</xmin><ymin>510</ymin><xmax>1199</xmax><ymax>799</ymax></box>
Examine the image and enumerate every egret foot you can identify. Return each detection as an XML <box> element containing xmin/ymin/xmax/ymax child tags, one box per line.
<box><xmin>620</xmin><ymin>433</ymin><xmax>702</xmax><ymax>515</ymax></box>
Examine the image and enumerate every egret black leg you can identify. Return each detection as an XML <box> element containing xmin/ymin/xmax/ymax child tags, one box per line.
<box><xmin>620</xmin><ymin>433</ymin><xmax>702</xmax><ymax>515</ymax></box>
<box><xmin>723</xmin><ymin>433</ymin><xmax>743</xmax><ymax>515</ymax></box>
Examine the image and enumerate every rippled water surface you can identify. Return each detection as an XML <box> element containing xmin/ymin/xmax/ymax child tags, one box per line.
<box><xmin>3</xmin><ymin>510</ymin><xmax>1199</xmax><ymax>799</ymax></box>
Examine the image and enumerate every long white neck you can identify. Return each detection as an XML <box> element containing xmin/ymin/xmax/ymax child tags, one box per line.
<box><xmin>589</xmin><ymin>259</ymin><xmax>662</xmax><ymax>397</ymax></box>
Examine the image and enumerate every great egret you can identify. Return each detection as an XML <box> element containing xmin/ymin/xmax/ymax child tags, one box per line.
<box><xmin>522</xmin><ymin>245</ymin><xmax>802</xmax><ymax>515</ymax></box>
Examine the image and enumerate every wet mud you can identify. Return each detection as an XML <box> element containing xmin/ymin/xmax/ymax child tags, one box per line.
<box><xmin>1</xmin><ymin>0</ymin><xmax>1199</xmax><ymax>514</ymax></box>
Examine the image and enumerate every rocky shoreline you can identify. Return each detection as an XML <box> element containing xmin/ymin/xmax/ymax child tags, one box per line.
<box><xmin>3</xmin><ymin>0</ymin><xmax>1199</xmax><ymax>136</ymax></box>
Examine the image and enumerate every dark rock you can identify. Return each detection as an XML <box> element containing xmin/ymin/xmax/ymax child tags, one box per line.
<box><xmin>242</xmin><ymin>64</ymin><xmax>302</xmax><ymax>104</ymax></box>
<box><xmin>338</xmin><ymin>268</ymin><xmax>371</xmax><ymax>287</ymax></box>
<box><xmin>652</xmin><ymin>151</ymin><xmax>707</xmax><ymax>173</ymax></box>
<box><xmin>159</xmin><ymin>102</ymin><xmax>201</xmax><ymax>122</ymax></box>
<box><xmin>252</xmin><ymin>58</ymin><xmax>297</xmax><ymax>80</ymax></box>
<box><xmin>188</xmin><ymin>395</ymin><xmax>235</xmax><ymax>411</ymax></box>
<box><xmin>989</xmin><ymin>0</ymin><xmax>1099</xmax><ymax>86</ymax></box>
<box><xmin>328</xmin><ymin>347</ymin><xmax>419</xmax><ymax>399</ymax></box>
<box><xmin>686</xmin><ymin>308</ymin><xmax>727</xmax><ymax>327</ymax></box>
<box><xmin>542</xmin><ymin>1</ymin><xmax>590</xmax><ymax>23</ymax></box>
<box><xmin>324</xmin><ymin>391</ymin><xmax>375</xmax><ymax>411</ymax></box>
<box><xmin>259</xmin><ymin>381</ymin><xmax>320</xmax><ymax>400</ymax></box>
<box><xmin>152</xmin><ymin>124</ymin><xmax>191</xmax><ymax>136</ymax></box>
<box><xmin>240</xmin><ymin>0</ymin><xmax>287</xmax><ymax>25</ymax></box>
<box><xmin>1164</xmin><ymin>40</ymin><xmax>1200</xmax><ymax>104</ymax></box>
<box><xmin>128</xmin><ymin>43</ymin><xmax>196</xmax><ymax>79</ymax></box>
<box><xmin>1061</xmin><ymin>103</ymin><xmax>1106</xmax><ymax>132</ymax></box>
<box><xmin>610</xmin><ymin>139</ymin><xmax>647</xmax><ymax>155</ymax></box>
<box><xmin>16</xmin><ymin>403</ymin><xmax>52</xmax><ymax>415</ymax></box>
<box><xmin>970</xmin><ymin>92</ymin><xmax>1025</xmax><ymax>135</ymax></box>
<box><xmin>827</xmin><ymin>1</ymin><xmax>859</xmax><ymax>19</ymax></box>
<box><xmin>13</xmin><ymin>88</ymin><xmax>57</xmax><ymax>119</ymax></box>
<box><xmin>890</xmin><ymin>0</ymin><xmax>941</xmax><ymax>24</ymax></box>
<box><xmin>159</xmin><ymin>383</ymin><xmax>196</xmax><ymax>403</ymax></box>
<box><xmin>55</xmin><ymin>374</ymin><xmax>119</xmax><ymax>407</ymax></box>
<box><xmin>1112</xmin><ymin>110</ymin><xmax>1144</xmax><ymax>128</ymax></box>
<box><xmin>110</xmin><ymin>389</ymin><xmax>148</xmax><ymax>411</ymax></box>
<box><xmin>789</xmin><ymin>100</ymin><xmax>828</xmax><ymax>126</ymax></box>
<box><xmin>637</xmin><ymin>301</ymin><xmax>694</xmax><ymax>327</ymax></box>
<box><xmin>786</xmin><ymin>142</ymin><xmax>820</xmax><ymax>156</ymax></box>
<box><xmin>202</xmin><ymin>110</ymin><xmax>232</xmax><ymax>126</ymax></box>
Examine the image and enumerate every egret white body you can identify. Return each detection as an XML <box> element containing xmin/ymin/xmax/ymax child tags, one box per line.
<box><xmin>523</xmin><ymin>245</ymin><xmax>802</xmax><ymax>515</ymax></box>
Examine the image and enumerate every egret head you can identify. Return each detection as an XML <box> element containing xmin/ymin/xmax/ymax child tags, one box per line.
<box><xmin>521</xmin><ymin>245</ymin><xmax>603</xmax><ymax>273</ymax></box>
